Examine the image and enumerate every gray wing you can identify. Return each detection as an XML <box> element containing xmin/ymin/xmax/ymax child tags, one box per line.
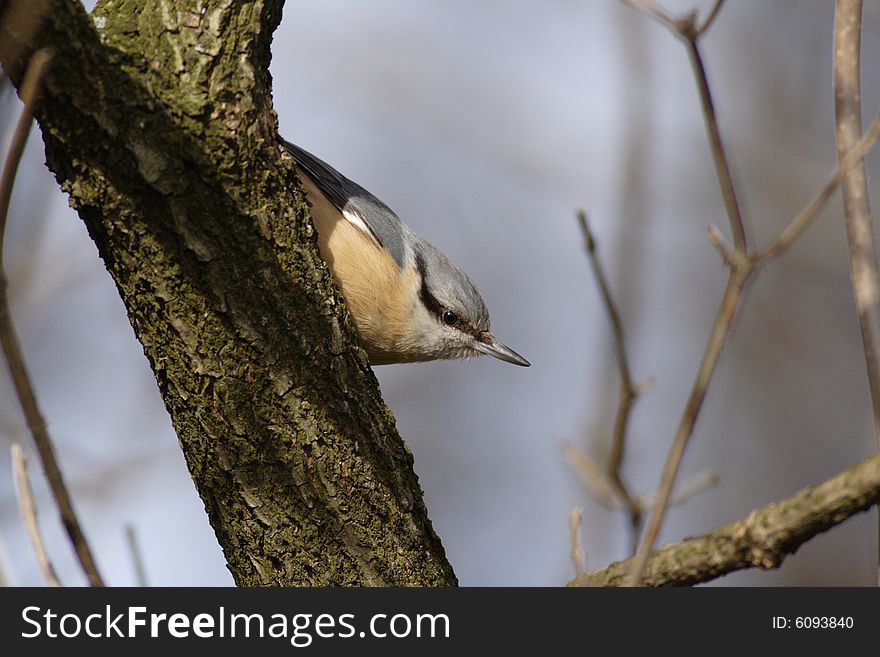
<box><xmin>283</xmin><ymin>140</ymin><xmax>411</xmax><ymax>268</ymax></box>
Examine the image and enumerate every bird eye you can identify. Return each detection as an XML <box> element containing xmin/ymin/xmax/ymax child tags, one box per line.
<box><xmin>441</xmin><ymin>309</ymin><xmax>459</xmax><ymax>326</ymax></box>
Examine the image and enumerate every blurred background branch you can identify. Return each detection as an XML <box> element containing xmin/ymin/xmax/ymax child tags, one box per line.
<box><xmin>577</xmin><ymin>209</ymin><xmax>647</xmax><ymax>549</ymax></box>
<box><xmin>0</xmin><ymin>44</ymin><xmax>104</xmax><ymax>586</ymax></box>
<box><xmin>621</xmin><ymin>0</ymin><xmax>880</xmax><ymax>586</ymax></box>
<box><xmin>11</xmin><ymin>443</ymin><xmax>60</xmax><ymax>586</ymax></box>
<box><xmin>621</xmin><ymin>0</ymin><xmax>749</xmax><ymax>586</ymax></box>
<box><xmin>833</xmin><ymin>0</ymin><xmax>880</xmax><ymax>585</ymax></box>
<box><xmin>568</xmin><ymin>507</ymin><xmax>587</xmax><ymax>578</ymax></box>
<box><xmin>834</xmin><ymin>1</ymin><xmax>880</xmax><ymax>450</ymax></box>
<box><xmin>124</xmin><ymin>524</ymin><xmax>147</xmax><ymax>587</ymax></box>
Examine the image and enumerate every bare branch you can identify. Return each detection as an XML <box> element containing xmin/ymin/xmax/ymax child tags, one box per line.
<box><xmin>619</xmin><ymin>0</ymin><xmax>725</xmax><ymax>39</ymax></box>
<box><xmin>0</xmin><ymin>49</ymin><xmax>52</xmax><ymax>244</ymax></box>
<box><xmin>636</xmin><ymin>469</ymin><xmax>719</xmax><ymax>509</ymax></box>
<box><xmin>627</xmin><ymin>268</ymin><xmax>750</xmax><ymax>585</ymax></box>
<box><xmin>685</xmin><ymin>37</ymin><xmax>747</xmax><ymax>253</ymax></box>
<box><xmin>706</xmin><ymin>224</ymin><xmax>738</xmax><ymax>267</ymax></box>
<box><xmin>565</xmin><ymin>444</ymin><xmax>619</xmax><ymax>510</ymax></box>
<box><xmin>11</xmin><ymin>444</ymin><xmax>61</xmax><ymax>587</ymax></box>
<box><xmin>619</xmin><ymin>0</ymin><xmax>679</xmax><ymax>32</ymax></box>
<box><xmin>0</xmin><ymin>48</ymin><xmax>105</xmax><ymax>586</ymax></box>
<box><xmin>613</xmin><ymin>1</ymin><xmax>753</xmax><ymax>582</ymax></box>
<box><xmin>618</xmin><ymin>0</ymin><xmax>880</xmax><ymax>586</ymax></box>
<box><xmin>125</xmin><ymin>524</ymin><xmax>148</xmax><ymax>587</ymax></box>
<box><xmin>621</xmin><ymin>3</ymin><xmax>745</xmax><ymax>252</ymax></box>
<box><xmin>753</xmin><ymin>111</ymin><xmax>880</xmax><ymax>265</ymax></box>
<box><xmin>628</xmin><ymin>102</ymin><xmax>880</xmax><ymax>582</ymax></box>
<box><xmin>571</xmin><ymin>453</ymin><xmax>880</xmax><ymax>587</ymax></box>
<box><xmin>568</xmin><ymin>507</ymin><xmax>587</xmax><ymax>578</ymax></box>
<box><xmin>0</xmin><ymin>529</ymin><xmax>10</xmax><ymax>586</ymax></box>
<box><xmin>566</xmin><ymin>441</ymin><xmax>717</xmax><ymax>513</ymax></box>
<box><xmin>834</xmin><ymin>0</ymin><xmax>880</xmax><ymax>449</ymax></box>
<box><xmin>577</xmin><ymin>210</ymin><xmax>645</xmax><ymax>537</ymax></box>
<box><xmin>834</xmin><ymin>0</ymin><xmax>880</xmax><ymax>585</ymax></box>
<box><xmin>697</xmin><ymin>0</ymin><xmax>726</xmax><ymax>38</ymax></box>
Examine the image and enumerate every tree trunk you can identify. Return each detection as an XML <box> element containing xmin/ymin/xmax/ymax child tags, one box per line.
<box><xmin>0</xmin><ymin>0</ymin><xmax>456</xmax><ymax>586</ymax></box>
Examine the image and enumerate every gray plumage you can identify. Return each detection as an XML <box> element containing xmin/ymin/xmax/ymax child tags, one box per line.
<box><xmin>283</xmin><ymin>140</ymin><xmax>411</xmax><ymax>269</ymax></box>
<box><xmin>285</xmin><ymin>139</ymin><xmax>489</xmax><ymax>331</ymax></box>
<box><xmin>414</xmin><ymin>245</ymin><xmax>489</xmax><ymax>334</ymax></box>
<box><xmin>284</xmin><ymin>139</ymin><xmax>529</xmax><ymax>367</ymax></box>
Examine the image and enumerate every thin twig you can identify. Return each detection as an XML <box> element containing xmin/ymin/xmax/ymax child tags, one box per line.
<box><xmin>697</xmin><ymin>0</ymin><xmax>726</xmax><ymax>38</ymax></box>
<box><xmin>571</xmin><ymin>452</ymin><xmax>880</xmax><ymax>586</ymax></box>
<box><xmin>622</xmin><ymin>4</ymin><xmax>742</xmax><ymax>255</ymax></box>
<box><xmin>0</xmin><ymin>49</ymin><xmax>105</xmax><ymax>586</ymax></box>
<box><xmin>618</xmin><ymin>0</ymin><xmax>880</xmax><ymax>586</ymax></box>
<box><xmin>618</xmin><ymin>0</ymin><xmax>751</xmax><ymax>585</ymax></box>
<box><xmin>833</xmin><ymin>0</ymin><xmax>880</xmax><ymax>586</ymax></box>
<box><xmin>706</xmin><ymin>224</ymin><xmax>738</xmax><ymax>266</ymax></box>
<box><xmin>753</xmin><ymin>111</ymin><xmax>880</xmax><ymax>265</ymax></box>
<box><xmin>626</xmin><ymin>267</ymin><xmax>750</xmax><ymax>585</ymax></box>
<box><xmin>627</xmin><ymin>112</ymin><xmax>880</xmax><ymax>584</ymax></box>
<box><xmin>11</xmin><ymin>444</ymin><xmax>62</xmax><ymax>586</ymax></box>
<box><xmin>0</xmin><ymin>528</ymin><xmax>11</xmax><ymax>586</ymax></box>
<box><xmin>125</xmin><ymin>524</ymin><xmax>148</xmax><ymax>587</ymax></box>
<box><xmin>577</xmin><ymin>210</ymin><xmax>645</xmax><ymax>541</ymax></box>
<box><xmin>565</xmin><ymin>444</ymin><xmax>619</xmax><ymax>509</ymax></box>
<box><xmin>636</xmin><ymin>469</ymin><xmax>718</xmax><ymax>509</ymax></box>
<box><xmin>0</xmin><ymin>51</ymin><xmax>52</xmax><ymax>248</ymax></box>
<box><xmin>566</xmin><ymin>442</ymin><xmax>717</xmax><ymax>512</ymax></box>
<box><xmin>619</xmin><ymin>0</ymin><xmax>678</xmax><ymax>31</ymax></box>
<box><xmin>568</xmin><ymin>508</ymin><xmax>587</xmax><ymax>578</ymax></box>
<box><xmin>685</xmin><ymin>37</ymin><xmax>747</xmax><ymax>253</ymax></box>
<box><xmin>619</xmin><ymin>1</ymin><xmax>725</xmax><ymax>43</ymax></box>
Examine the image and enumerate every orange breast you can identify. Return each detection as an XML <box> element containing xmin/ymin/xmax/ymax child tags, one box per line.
<box><xmin>299</xmin><ymin>172</ymin><xmax>416</xmax><ymax>362</ymax></box>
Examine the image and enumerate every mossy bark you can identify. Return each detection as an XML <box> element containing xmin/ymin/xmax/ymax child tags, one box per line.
<box><xmin>0</xmin><ymin>0</ymin><xmax>456</xmax><ymax>586</ymax></box>
<box><xmin>570</xmin><ymin>454</ymin><xmax>880</xmax><ymax>587</ymax></box>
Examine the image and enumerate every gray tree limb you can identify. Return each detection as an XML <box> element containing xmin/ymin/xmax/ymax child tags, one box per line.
<box><xmin>571</xmin><ymin>454</ymin><xmax>880</xmax><ymax>587</ymax></box>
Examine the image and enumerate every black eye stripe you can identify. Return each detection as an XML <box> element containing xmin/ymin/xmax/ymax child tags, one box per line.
<box><xmin>415</xmin><ymin>253</ymin><xmax>445</xmax><ymax>317</ymax></box>
<box><xmin>415</xmin><ymin>253</ymin><xmax>481</xmax><ymax>338</ymax></box>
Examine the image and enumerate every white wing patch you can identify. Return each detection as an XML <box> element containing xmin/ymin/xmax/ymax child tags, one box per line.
<box><xmin>342</xmin><ymin>207</ymin><xmax>383</xmax><ymax>249</ymax></box>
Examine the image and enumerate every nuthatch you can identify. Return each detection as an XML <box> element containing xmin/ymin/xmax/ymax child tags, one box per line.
<box><xmin>284</xmin><ymin>140</ymin><xmax>530</xmax><ymax>367</ymax></box>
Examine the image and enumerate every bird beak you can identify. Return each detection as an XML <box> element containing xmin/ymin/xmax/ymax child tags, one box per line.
<box><xmin>473</xmin><ymin>333</ymin><xmax>530</xmax><ymax>367</ymax></box>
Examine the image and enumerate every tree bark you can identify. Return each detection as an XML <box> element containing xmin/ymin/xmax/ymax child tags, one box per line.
<box><xmin>0</xmin><ymin>0</ymin><xmax>456</xmax><ymax>586</ymax></box>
